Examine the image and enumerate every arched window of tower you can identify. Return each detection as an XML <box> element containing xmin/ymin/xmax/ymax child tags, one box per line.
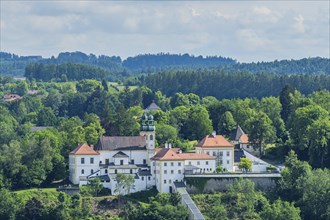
<box><xmin>150</xmin><ymin>134</ymin><xmax>154</xmax><ymax>140</ymax></box>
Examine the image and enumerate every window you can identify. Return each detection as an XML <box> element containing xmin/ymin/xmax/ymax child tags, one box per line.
<box><xmin>178</xmin><ymin>170</ymin><xmax>181</xmax><ymax>174</ymax></box>
<box><xmin>142</xmin><ymin>177</ymin><xmax>144</xmax><ymax>181</ymax></box>
<box><xmin>178</xmin><ymin>162</ymin><xmax>181</xmax><ymax>166</ymax></box>
<box><xmin>105</xmin><ymin>169</ymin><xmax>108</xmax><ymax>174</ymax></box>
<box><xmin>197</xmin><ymin>161</ymin><xmax>200</xmax><ymax>165</ymax></box>
<box><xmin>220</xmin><ymin>160</ymin><xmax>223</xmax><ymax>164</ymax></box>
<box><xmin>90</xmin><ymin>158</ymin><xmax>94</xmax><ymax>164</ymax></box>
<box><xmin>153</xmin><ymin>162</ymin><xmax>155</xmax><ymax>166</ymax></box>
<box><xmin>91</xmin><ymin>169</ymin><xmax>94</xmax><ymax>174</ymax></box>
<box><xmin>115</xmin><ymin>169</ymin><xmax>117</xmax><ymax>174</ymax></box>
<box><xmin>220</xmin><ymin>152</ymin><xmax>223</xmax><ymax>156</ymax></box>
<box><xmin>81</xmin><ymin>169</ymin><xmax>84</xmax><ymax>174</ymax></box>
<box><xmin>130</xmin><ymin>169</ymin><xmax>133</xmax><ymax>174</ymax></box>
<box><xmin>206</xmin><ymin>161</ymin><xmax>209</xmax><ymax>165</ymax></box>
<box><xmin>145</xmin><ymin>135</ymin><xmax>148</xmax><ymax>140</ymax></box>
<box><xmin>164</xmin><ymin>170</ymin><xmax>167</xmax><ymax>174</ymax></box>
<box><xmin>150</xmin><ymin>135</ymin><xmax>154</xmax><ymax>140</ymax></box>
<box><xmin>227</xmin><ymin>160</ymin><xmax>230</xmax><ymax>164</ymax></box>
<box><xmin>164</xmin><ymin>162</ymin><xmax>167</xmax><ymax>166</ymax></box>
<box><xmin>148</xmin><ymin>176</ymin><xmax>151</xmax><ymax>180</ymax></box>
<box><xmin>206</xmin><ymin>151</ymin><xmax>210</xmax><ymax>155</ymax></box>
<box><xmin>169</xmin><ymin>179</ymin><xmax>172</xmax><ymax>184</ymax></box>
<box><xmin>105</xmin><ymin>159</ymin><xmax>109</xmax><ymax>165</ymax></box>
<box><xmin>81</xmin><ymin>158</ymin><xmax>85</xmax><ymax>164</ymax></box>
<box><xmin>99</xmin><ymin>161</ymin><xmax>102</xmax><ymax>164</ymax></box>
<box><xmin>171</xmin><ymin>162</ymin><xmax>174</xmax><ymax>166</ymax></box>
<box><xmin>213</xmin><ymin>152</ymin><xmax>216</xmax><ymax>156</ymax></box>
<box><xmin>131</xmin><ymin>159</ymin><xmax>135</xmax><ymax>164</ymax></box>
<box><xmin>164</xmin><ymin>179</ymin><xmax>167</xmax><ymax>184</ymax></box>
<box><xmin>189</xmin><ymin>161</ymin><xmax>192</xmax><ymax>165</ymax></box>
<box><xmin>227</xmin><ymin>151</ymin><xmax>230</xmax><ymax>157</ymax></box>
<box><xmin>143</xmin><ymin>159</ymin><xmax>147</xmax><ymax>164</ymax></box>
<box><xmin>171</xmin><ymin>170</ymin><xmax>174</xmax><ymax>174</ymax></box>
<box><xmin>120</xmin><ymin>160</ymin><xmax>124</xmax><ymax>165</ymax></box>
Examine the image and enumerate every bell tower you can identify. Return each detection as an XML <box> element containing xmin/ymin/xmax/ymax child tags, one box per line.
<box><xmin>140</xmin><ymin>113</ymin><xmax>156</xmax><ymax>163</ymax></box>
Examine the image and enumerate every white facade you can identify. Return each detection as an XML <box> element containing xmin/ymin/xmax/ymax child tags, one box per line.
<box><xmin>196</xmin><ymin>147</ymin><xmax>234</xmax><ymax>171</ymax></box>
<box><xmin>69</xmin><ymin>154</ymin><xmax>100</xmax><ymax>184</ymax></box>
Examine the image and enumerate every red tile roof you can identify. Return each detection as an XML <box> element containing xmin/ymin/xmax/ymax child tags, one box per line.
<box><xmin>239</xmin><ymin>134</ymin><xmax>250</xmax><ymax>144</ymax></box>
<box><xmin>151</xmin><ymin>148</ymin><xmax>214</xmax><ymax>161</ymax></box>
<box><xmin>196</xmin><ymin>135</ymin><xmax>234</xmax><ymax>148</ymax></box>
<box><xmin>151</xmin><ymin>148</ymin><xmax>183</xmax><ymax>161</ymax></box>
<box><xmin>70</xmin><ymin>143</ymin><xmax>99</xmax><ymax>155</ymax></box>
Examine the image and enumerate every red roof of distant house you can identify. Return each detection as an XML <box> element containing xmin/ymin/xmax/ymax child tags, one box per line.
<box><xmin>151</xmin><ymin>148</ymin><xmax>214</xmax><ymax>161</ymax></box>
<box><xmin>70</xmin><ymin>143</ymin><xmax>99</xmax><ymax>155</ymax></box>
<box><xmin>151</xmin><ymin>148</ymin><xmax>183</xmax><ymax>161</ymax></box>
<box><xmin>3</xmin><ymin>94</ymin><xmax>22</xmax><ymax>101</ymax></box>
<box><xmin>239</xmin><ymin>134</ymin><xmax>249</xmax><ymax>144</ymax></box>
<box><xmin>196</xmin><ymin>134</ymin><xmax>234</xmax><ymax>148</ymax></box>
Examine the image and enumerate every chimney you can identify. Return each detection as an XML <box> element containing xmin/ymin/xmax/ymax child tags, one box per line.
<box><xmin>90</xmin><ymin>144</ymin><xmax>94</xmax><ymax>150</ymax></box>
<box><xmin>169</xmin><ymin>143</ymin><xmax>172</xmax><ymax>149</ymax></box>
<box><xmin>212</xmin><ymin>131</ymin><xmax>216</xmax><ymax>137</ymax></box>
<box><xmin>165</xmin><ymin>143</ymin><xmax>168</xmax><ymax>148</ymax></box>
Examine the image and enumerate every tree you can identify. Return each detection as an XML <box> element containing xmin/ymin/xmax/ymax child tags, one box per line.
<box><xmin>182</xmin><ymin>105</ymin><xmax>213</xmax><ymax>140</ymax></box>
<box><xmin>37</xmin><ymin>107</ymin><xmax>58</xmax><ymax>126</ymax></box>
<box><xmin>156</xmin><ymin>123</ymin><xmax>178</xmax><ymax>145</ymax></box>
<box><xmin>299</xmin><ymin>169</ymin><xmax>330</xmax><ymax>220</ymax></box>
<box><xmin>16</xmin><ymin>80</ymin><xmax>28</xmax><ymax>96</ymax></box>
<box><xmin>87</xmin><ymin>177</ymin><xmax>104</xmax><ymax>196</ymax></box>
<box><xmin>280</xmin><ymin>85</ymin><xmax>294</xmax><ymax>124</ymax></box>
<box><xmin>247</xmin><ymin>111</ymin><xmax>276</xmax><ymax>155</ymax></box>
<box><xmin>114</xmin><ymin>174</ymin><xmax>135</xmax><ymax>195</ymax></box>
<box><xmin>277</xmin><ymin>150</ymin><xmax>312</xmax><ymax>201</ymax></box>
<box><xmin>209</xmin><ymin>205</ymin><xmax>228</xmax><ymax>220</ymax></box>
<box><xmin>216</xmin><ymin>166</ymin><xmax>223</xmax><ymax>173</ymax></box>
<box><xmin>217</xmin><ymin>111</ymin><xmax>236</xmax><ymax>136</ymax></box>
<box><xmin>238</xmin><ymin>158</ymin><xmax>252</xmax><ymax>173</ymax></box>
<box><xmin>306</xmin><ymin>118</ymin><xmax>330</xmax><ymax>168</ymax></box>
<box><xmin>260</xmin><ymin>199</ymin><xmax>301</xmax><ymax>220</ymax></box>
<box><xmin>0</xmin><ymin>188</ymin><xmax>19</xmax><ymax>220</ymax></box>
<box><xmin>260</xmin><ymin>96</ymin><xmax>286</xmax><ymax>138</ymax></box>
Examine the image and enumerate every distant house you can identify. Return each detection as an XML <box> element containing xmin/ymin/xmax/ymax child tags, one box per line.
<box><xmin>230</xmin><ymin>125</ymin><xmax>257</xmax><ymax>154</ymax></box>
<box><xmin>3</xmin><ymin>94</ymin><xmax>22</xmax><ymax>102</ymax></box>
<box><xmin>30</xmin><ymin>126</ymin><xmax>53</xmax><ymax>132</ymax></box>
<box><xmin>27</xmin><ymin>89</ymin><xmax>38</xmax><ymax>95</ymax></box>
<box><xmin>145</xmin><ymin>100</ymin><xmax>161</xmax><ymax>111</ymax></box>
<box><xmin>151</xmin><ymin>146</ymin><xmax>215</xmax><ymax>193</ymax></box>
<box><xmin>195</xmin><ymin>131</ymin><xmax>234</xmax><ymax>171</ymax></box>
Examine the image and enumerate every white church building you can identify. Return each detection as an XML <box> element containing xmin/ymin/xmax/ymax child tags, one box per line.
<box><xmin>69</xmin><ymin>113</ymin><xmax>221</xmax><ymax>194</ymax></box>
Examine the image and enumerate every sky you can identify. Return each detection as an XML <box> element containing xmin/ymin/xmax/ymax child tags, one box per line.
<box><xmin>1</xmin><ymin>1</ymin><xmax>329</xmax><ymax>63</ymax></box>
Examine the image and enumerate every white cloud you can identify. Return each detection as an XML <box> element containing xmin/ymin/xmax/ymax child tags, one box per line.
<box><xmin>0</xmin><ymin>1</ymin><xmax>328</xmax><ymax>62</ymax></box>
<box><xmin>293</xmin><ymin>14</ymin><xmax>305</xmax><ymax>33</ymax></box>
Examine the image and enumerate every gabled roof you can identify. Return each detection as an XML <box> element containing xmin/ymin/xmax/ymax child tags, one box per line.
<box><xmin>70</xmin><ymin>143</ymin><xmax>99</xmax><ymax>155</ymax></box>
<box><xmin>151</xmin><ymin>148</ymin><xmax>184</xmax><ymax>161</ymax></box>
<box><xmin>95</xmin><ymin>136</ymin><xmax>146</xmax><ymax>151</ymax></box>
<box><xmin>113</xmin><ymin>151</ymin><xmax>129</xmax><ymax>158</ymax></box>
<box><xmin>145</xmin><ymin>101</ymin><xmax>161</xmax><ymax>111</ymax></box>
<box><xmin>239</xmin><ymin>134</ymin><xmax>249</xmax><ymax>144</ymax></box>
<box><xmin>230</xmin><ymin>125</ymin><xmax>245</xmax><ymax>141</ymax></box>
<box><xmin>196</xmin><ymin>135</ymin><xmax>234</xmax><ymax>148</ymax></box>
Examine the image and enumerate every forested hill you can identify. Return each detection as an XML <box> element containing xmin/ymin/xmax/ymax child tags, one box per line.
<box><xmin>226</xmin><ymin>57</ymin><xmax>330</xmax><ymax>75</ymax></box>
<box><xmin>122</xmin><ymin>53</ymin><xmax>236</xmax><ymax>71</ymax></box>
<box><xmin>1</xmin><ymin>51</ymin><xmax>329</xmax><ymax>77</ymax></box>
<box><xmin>143</xmin><ymin>70</ymin><xmax>330</xmax><ymax>99</ymax></box>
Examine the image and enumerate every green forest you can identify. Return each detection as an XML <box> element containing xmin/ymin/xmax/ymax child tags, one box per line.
<box><xmin>0</xmin><ymin>52</ymin><xmax>329</xmax><ymax>219</ymax></box>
